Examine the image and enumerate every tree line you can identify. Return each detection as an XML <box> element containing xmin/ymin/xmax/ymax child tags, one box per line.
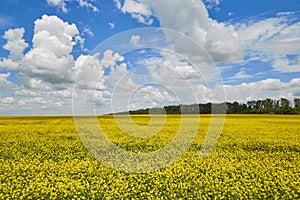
<box><xmin>128</xmin><ymin>98</ymin><xmax>300</xmax><ymax>114</ymax></box>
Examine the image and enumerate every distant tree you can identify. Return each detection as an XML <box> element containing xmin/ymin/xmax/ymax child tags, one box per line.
<box><xmin>255</xmin><ymin>100</ymin><xmax>265</xmax><ymax>113</ymax></box>
<box><xmin>181</xmin><ymin>104</ymin><xmax>199</xmax><ymax>114</ymax></box>
<box><xmin>294</xmin><ymin>98</ymin><xmax>300</xmax><ymax>108</ymax></box>
<box><xmin>280</xmin><ymin>98</ymin><xmax>290</xmax><ymax>108</ymax></box>
<box><xmin>274</xmin><ymin>98</ymin><xmax>295</xmax><ymax>114</ymax></box>
<box><xmin>241</xmin><ymin>103</ymin><xmax>248</xmax><ymax>113</ymax></box>
<box><xmin>232</xmin><ymin>101</ymin><xmax>240</xmax><ymax>111</ymax></box>
<box><xmin>294</xmin><ymin>98</ymin><xmax>300</xmax><ymax>114</ymax></box>
<box><xmin>247</xmin><ymin>101</ymin><xmax>256</xmax><ymax>109</ymax></box>
<box><xmin>265</xmin><ymin>98</ymin><xmax>274</xmax><ymax>111</ymax></box>
<box><xmin>199</xmin><ymin>103</ymin><xmax>211</xmax><ymax>114</ymax></box>
<box><xmin>211</xmin><ymin>103</ymin><xmax>227</xmax><ymax>114</ymax></box>
<box><xmin>164</xmin><ymin>105</ymin><xmax>180</xmax><ymax>114</ymax></box>
<box><xmin>126</xmin><ymin>97</ymin><xmax>299</xmax><ymax>115</ymax></box>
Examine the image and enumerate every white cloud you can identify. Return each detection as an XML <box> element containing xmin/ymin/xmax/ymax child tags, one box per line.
<box><xmin>273</xmin><ymin>54</ymin><xmax>300</xmax><ymax>73</ymax></box>
<box><xmin>146</xmin><ymin>60</ymin><xmax>199</xmax><ymax>86</ymax></box>
<box><xmin>1</xmin><ymin>7</ymin><xmax>299</xmax><ymax>115</ymax></box>
<box><xmin>236</xmin><ymin>17</ymin><xmax>300</xmax><ymax>72</ymax></box>
<box><xmin>0</xmin><ymin>58</ymin><xmax>20</xmax><ymax>70</ymax></box>
<box><xmin>0</xmin><ymin>97</ymin><xmax>15</xmax><ymax>114</ymax></box>
<box><xmin>0</xmin><ymin>97</ymin><xmax>14</xmax><ymax>104</ymax></box>
<box><xmin>19</xmin><ymin>15</ymin><xmax>79</xmax><ymax>85</ymax></box>
<box><xmin>195</xmin><ymin>84</ymin><xmax>212</xmax><ymax>103</ymax></box>
<box><xmin>0</xmin><ymin>87</ymin><xmax>76</xmax><ymax>115</ymax></box>
<box><xmin>192</xmin><ymin>78</ymin><xmax>300</xmax><ymax>104</ymax></box>
<box><xmin>276</xmin><ymin>11</ymin><xmax>296</xmax><ymax>16</ymax></box>
<box><xmin>133</xmin><ymin>55</ymin><xmax>206</xmax><ymax>106</ymax></box>
<box><xmin>18</xmin><ymin>76</ymin><xmax>51</xmax><ymax>90</ymax></box>
<box><xmin>222</xmin><ymin>78</ymin><xmax>300</xmax><ymax>103</ymax></box>
<box><xmin>108</xmin><ymin>22</ymin><xmax>115</xmax><ymax>29</ymax></box>
<box><xmin>134</xmin><ymin>0</ymin><xmax>242</xmax><ymax>63</ymax></box>
<box><xmin>0</xmin><ymin>15</ymin><xmax>113</xmax><ymax>115</ymax></box>
<box><xmin>0</xmin><ymin>15</ymin><xmax>93</xmax><ymax>89</ymax></box>
<box><xmin>231</xmin><ymin>68</ymin><xmax>252</xmax><ymax>80</ymax></box>
<box><xmin>228</xmin><ymin>12</ymin><xmax>234</xmax><ymax>17</ymax></box>
<box><xmin>122</xmin><ymin>0</ymin><xmax>151</xmax><ymax>16</ymax></box>
<box><xmin>101</xmin><ymin>49</ymin><xmax>124</xmax><ymax>68</ymax></box>
<box><xmin>140</xmin><ymin>51</ymin><xmax>217</xmax><ymax>86</ymax></box>
<box><xmin>114</xmin><ymin>0</ymin><xmax>154</xmax><ymax>25</ymax></box>
<box><xmin>75</xmin><ymin>53</ymin><xmax>106</xmax><ymax>90</ymax></box>
<box><xmin>82</xmin><ymin>27</ymin><xmax>94</xmax><ymax>37</ymax></box>
<box><xmin>77</xmin><ymin>0</ymin><xmax>99</xmax><ymax>13</ymax></box>
<box><xmin>46</xmin><ymin>0</ymin><xmax>67</xmax><ymax>12</ymax></box>
<box><xmin>3</xmin><ymin>27</ymin><xmax>28</xmax><ymax>61</ymax></box>
<box><xmin>75</xmin><ymin>35</ymin><xmax>86</xmax><ymax>51</ymax></box>
<box><xmin>127</xmin><ymin>85</ymin><xmax>178</xmax><ymax>110</ymax></box>
<box><xmin>32</xmin><ymin>15</ymin><xmax>79</xmax><ymax>57</ymax></box>
<box><xmin>130</xmin><ymin>35</ymin><xmax>140</xmax><ymax>45</ymax></box>
<box><xmin>107</xmin><ymin>62</ymin><xmax>128</xmax><ymax>83</ymax></box>
<box><xmin>130</xmin><ymin>13</ymin><xmax>154</xmax><ymax>25</ymax></box>
<box><xmin>115</xmin><ymin>0</ymin><xmax>299</xmax><ymax>73</ymax></box>
<box><xmin>0</xmin><ymin>37</ymin><xmax>126</xmax><ymax>115</ymax></box>
<box><xmin>0</xmin><ymin>72</ymin><xmax>16</xmax><ymax>89</ymax></box>
<box><xmin>46</xmin><ymin>0</ymin><xmax>99</xmax><ymax>13</ymax></box>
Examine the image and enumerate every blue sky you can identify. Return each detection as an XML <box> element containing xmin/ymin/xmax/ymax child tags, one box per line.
<box><xmin>0</xmin><ymin>0</ymin><xmax>300</xmax><ymax>115</ymax></box>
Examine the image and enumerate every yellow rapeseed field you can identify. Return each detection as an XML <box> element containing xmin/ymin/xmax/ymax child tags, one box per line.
<box><xmin>0</xmin><ymin>115</ymin><xmax>299</xmax><ymax>199</ymax></box>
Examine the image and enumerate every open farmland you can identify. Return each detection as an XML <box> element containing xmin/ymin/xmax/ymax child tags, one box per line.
<box><xmin>0</xmin><ymin>115</ymin><xmax>299</xmax><ymax>199</ymax></box>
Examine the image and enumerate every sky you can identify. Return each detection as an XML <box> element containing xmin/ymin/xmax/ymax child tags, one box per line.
<box><xmin>0</xmin><ymin>0</ymin><xmax>300</xmax><ymax>115</ymax></box>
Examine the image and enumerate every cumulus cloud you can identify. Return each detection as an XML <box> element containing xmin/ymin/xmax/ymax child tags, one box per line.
<box><xmin>0</xmin><ymin>97</ymin><xmax>15</xmax><ymax>115</ymax></box>
<box><xmin>146</xmin><ymin>60</ymin><xmax>199</xmax><ymax>86</ymax></box>
<box><xmin>192</xmin><ymin>78</ymin><xmax>300</xmax><ymax>104</ymax></box>
<box><xmin>100</xmin><ymin>49</ymin><xmax>124</xmax><ymax>68</ymax></box>
<box><xmin>0</xmin><ymin>58</ymin><xmax>20</xmax><ymax>70</ymax></box>
<box><xmin>0</xmin><ymin>72</ymin><xmax>16</xmax><ymax>89</ymax></box>
<box><xmin>114</xmin><ymin>0</ymin><xmax>242</xmax><ymax>63</ymax></box>
<box><xmin>20</xmin><ymin>15</ymin><xmax>80</xmax><ymax>85</ymax></box>
<box><xmin>3</xmin><ymin>28</ymin><xmax>28</xmax><ymax>61</ymax></box>
<box><xmin>75</xmin><ymin>53</ymin><xmax>106</xmax><ymax>90</ymax></box>
<box><xmin>0</xmin><ymin>15</ymin><xmax>96</xmax><ymax>91</ymax></box>
<box><xmin>18</xmin><ymin>76</ymin><xmax>51</xmax><ymax>90</ymax></box>
<box><xmin>222</xmin><ymin>78</ymin><xmax>300</xmax><ymax>103</ymax></box>
<box><xmin>127</xmin><ymin>54</ymin><xmax>205</xmax><ymax>107</ymax></box>
<box><xmin>139</xmin><ymin>51</ymin><xmax>218</xmax><ymax>87</ymax></box>
<box><xmin>0</xmin><ymin>97</ymin><xmax>14</xmax><ymax>104</ymax></box>
<box><xmin>0</xmin><ymin>15</ymin><xmax>109</xmax><ymax>115</ymax></box>
<box><xmin>46</xmin><ymin>0</ymin><xmax>99</xmax><ymax>13</ymax></box>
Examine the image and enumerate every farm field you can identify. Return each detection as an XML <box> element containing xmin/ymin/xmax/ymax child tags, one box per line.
<box><xmin>0</xmin><ymin>114</ymin><xmax>299</xmax><ymax>199</ymax></box>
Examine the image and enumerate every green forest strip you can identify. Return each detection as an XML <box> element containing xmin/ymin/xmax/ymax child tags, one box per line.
<box><xmin>118</xmin><ymin>98</ymin><xmax>300</xmax><ymax>115</ymax></box>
